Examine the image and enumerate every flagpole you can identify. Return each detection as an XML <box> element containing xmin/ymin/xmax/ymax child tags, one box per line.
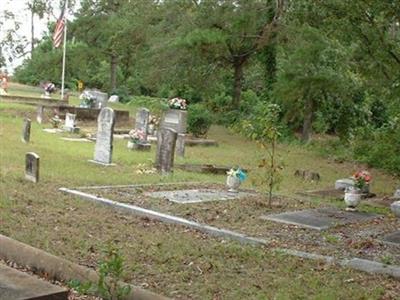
<box><xmin>60</xmin><ymin>0</ymin><xmax>68</xmax><ymax>100</ymax></box>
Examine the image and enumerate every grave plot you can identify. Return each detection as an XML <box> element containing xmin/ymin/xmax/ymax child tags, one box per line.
<box><xmin>65</xmin><ymin>183</ymin><xmax>400</xmax><ymax>266</ymax></box>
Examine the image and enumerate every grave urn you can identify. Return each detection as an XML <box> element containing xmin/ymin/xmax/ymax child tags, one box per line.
<box><xmin>226</xmin><ymin>175</ymin><xmax>241</xmax><ymax>193</ymax></box>
<box><xmin>344</xmin><ymin>187</ymin><xmax>362</xmax><ymax>211</ymax></box>
<box><xmin>391</xmin><ymin>201</ymin><xmax>400</xmax><ymax>218</ymax></box>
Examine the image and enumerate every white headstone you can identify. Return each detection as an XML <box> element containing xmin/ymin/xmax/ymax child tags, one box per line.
<box><xmin>92</xmin><ymin>107</ymin><xmax>115</xmax><ymax>165</ymax></box>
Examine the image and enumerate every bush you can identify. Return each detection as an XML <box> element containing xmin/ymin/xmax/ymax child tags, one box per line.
<box><xmin>187</xmin><ymin>103</ymin><xmax>213</xmax><ymax>137</ymax></box>
<box><xmin>352</xmin><ymin>117</ymin><xmax>400</xmax><ymax>175</ymax></box>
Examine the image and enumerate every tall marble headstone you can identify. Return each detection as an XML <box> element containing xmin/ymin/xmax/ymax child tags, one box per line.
<box><xmin>36</xmin><ymin>106</ymin><xmax>44</xmax><ymax>124</ymax></box>
<box><xmin>21</xmin><ymin>118</ymin><xmax>31</xmax><ymax>143</ymax></box>
<box><xmin>161</xmin><ymin>109</ymin><xmax>187</xmax><ymax>134</ymax></box>
<box><xmin>176</xmin><ymin>133</ymin><xmax>186</xmax><ymax>157</ymax></box>
<box><xmin>135</xmin><ymin>108</ymin><xmax>150</xmax><ymax>141</ymax></box>
<box><xmin>91</xmin><ymin>107</ymin><xmax>115</xmax><ymax>165</ymax></box>
<box><xmin>25</xmin><ymin>152</ymin><xmax>39</xmax><ymax>183</ymax></box>
<box><xmin>155</xmin><ymin>127</ymin><xmax>177</xmax><ymax>173</ymax></box>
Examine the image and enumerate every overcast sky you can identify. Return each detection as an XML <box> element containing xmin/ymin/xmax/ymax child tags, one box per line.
<box><xmin>0</xmin><ymin>0</ymin><xmax>79</xmax><ymax>73</ymax></box>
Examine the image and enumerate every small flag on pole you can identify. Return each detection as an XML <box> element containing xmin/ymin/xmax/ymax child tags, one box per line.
<box><xmin>53</xmin><ymin>5</ymin><xmax>66</xmax><ymax>48</ymax></box>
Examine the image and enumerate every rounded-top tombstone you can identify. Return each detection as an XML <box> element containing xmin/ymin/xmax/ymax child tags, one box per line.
<box><xmin>92</xmin><ymin>107</ymin><xmax>115</xmax><ymax>165</ymax></box>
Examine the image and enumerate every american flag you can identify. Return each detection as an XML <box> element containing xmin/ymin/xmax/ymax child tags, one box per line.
<box><xmin>52</xmin><ymin>5</ymin><xmax>66</xmax><ymax>48</ymax></box>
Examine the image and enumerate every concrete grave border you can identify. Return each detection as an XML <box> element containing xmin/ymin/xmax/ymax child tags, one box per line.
<box><xmin>0</xmin><ymin>234</ymin><xmax>169</xmax><ymax>300</ymax></box>
<box><xmin>59</xmin><ymin>185</ymin><xmax>400</xmax><ymax>280</ymax></box>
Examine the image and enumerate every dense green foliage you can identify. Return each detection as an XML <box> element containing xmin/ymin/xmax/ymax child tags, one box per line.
<box><xmin>187</xmin><ymin>103</ymin><xmax>213</xmax><ymax>137</ymax></box>
<box><xmin>10</xmin><ymin>0</ymin><xmax>400</xmax><ymax>175</ymax></box>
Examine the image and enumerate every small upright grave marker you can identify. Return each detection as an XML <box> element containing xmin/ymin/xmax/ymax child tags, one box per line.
<box><xmin>155</xmin><ymin>127</ymin><xmax>177</xmax><ymax>173</ymax></box>
<box><xmin>90</xmin><ymin>107</ymin><xmax>115</xmax><ymax>165</ymax></box>
<box><xmin>63</xmin><ymin>113</ymin><xmax>80</xmax><ymax>133</ymax></box>
<box><xmin>135</xmin><ymin>108</ymin><xmax>150</xmax><ymax>141</ymax></box>
<box><xmin>36</xmin><ymin>106</ymin><xmax>44</xmax><ymax>124</ymax></box>
<box><xmin>25</xmin><ymin>152</ymin><xmax>39</xmax><ymax>183</ymax></box>
<box><xmin>21</xmin><ymin>118</ymin><xmax>31</xmax><ymax>143</ymax></box>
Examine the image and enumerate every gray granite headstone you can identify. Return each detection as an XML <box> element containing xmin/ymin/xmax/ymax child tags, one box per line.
<box><xmin>261</xmin><ymin>207</ymin><xmax>379</xmax><ymax>230</ymax></box>
<box><xmin>36</xmin><ymin>106</ymin><xmax>44</xmax><ymax>124</ymax></box>
<box><xmin>161</xmin><ymin>109</ymin><xmax>187</xmax><ymax>134</ymax></box>
<box><xmin>93</xmin><ymin>91</ymin><xmax>108</xmax><ymax>109</ymax></box>
<box><xmin>25</xmin><ymin>152</ymin><xmax>39</xmax><ymax>183</ymax></box>
<box><xmin>135</xmin><ymin>108</ymin><xmax>150</xmax><ymax>141</ymax></box>
<box><xmin>91</xmin><ymin>107</ymin><xmax>115</xmax><ymax>165</ymax></box>
<box><xmin>155</xmin><ymin>127</ymin><xmax>177</xmax><ymax>173</ymax></box>
<box><xmin>176</xmin><ymin>133</ymin><xmax>186</xmax><ymax>157</ymax></box>
<box><xmin>21</xmin><ymin>118</ymin><xmax>31</xmax><ymax>143</ymax></box>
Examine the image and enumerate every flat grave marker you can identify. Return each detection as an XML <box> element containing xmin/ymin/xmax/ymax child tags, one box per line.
<box><xmin>381</xmin><ymin>231</ymin><xmax>400</xmax><ymax>246</ymax></box>
<box><xmin>261</xmin><ymin>207</ymin><xmax>380</xmax><ymax>231</ymax></box>
<box><xmin>146</xmin><ymin>188</ymin><xmax>256</xmax><ymax>204</ymax></box>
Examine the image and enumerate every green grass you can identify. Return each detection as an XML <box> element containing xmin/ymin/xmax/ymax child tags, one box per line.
<box><xmin>1</xmin><ymin>83</ymin><xmax>399</xmax><ymax>299</ymax></box>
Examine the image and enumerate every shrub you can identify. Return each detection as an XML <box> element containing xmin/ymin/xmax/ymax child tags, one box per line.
<box><xmin>187</xmin><ymin>103</ymin><xmax>213</xmax><ymax>137</ymax></box>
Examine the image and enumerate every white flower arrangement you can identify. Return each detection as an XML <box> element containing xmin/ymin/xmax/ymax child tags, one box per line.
<box><xmin>168</xmin><ymin>97</ymin><xmax>188</xmax><ymax>110</ymax></box>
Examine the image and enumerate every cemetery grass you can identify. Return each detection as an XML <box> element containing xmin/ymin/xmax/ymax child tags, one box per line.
<box><xmin>1</xmin><ymin>101</ymin><xmax>400</xmax><ymax>299</ymax></box>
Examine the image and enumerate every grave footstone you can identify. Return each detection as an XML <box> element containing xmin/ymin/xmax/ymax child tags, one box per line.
<box><xmin>25</xmin><ymin>152</ymin><xmax>39</xmax><ymax>183</ymax></box>
<box><xmin>155</xmin><ymin>127</ymin><xmax>177</xmax><ymax>173</ymax></box>
<box><xmin>36</xmin><ymin>105</ymin><xmax>44</xmax><ymax>124</ymax></box>
<box><xmin>21</xmin><ymin>118</ymin><xmax>31</xmax><ymax>143</ymax></box>
<box><xmin>90</xmin><ymin>107</ymin><xmax>115</xmax><ymax>165</ymax></box>
<box><xmin>109</xmin><ymin>95</ymin><xmax>119</xmax><ymax>103</ymax></box>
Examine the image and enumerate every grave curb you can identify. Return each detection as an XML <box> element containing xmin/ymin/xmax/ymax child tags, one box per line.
<box><xmin>60</xmin><ymin>187</ymin><xmax>400</xmax><ymax>280</ymax></box>
<box><xmin>59</xmin><ymin>188</ymin><xmax>269</xmax><ymax>246</ymax></box>
<box><xmin>0</xmin><ymin>234</ymin><xmax>169</xmax><ymax>300</ymax></box>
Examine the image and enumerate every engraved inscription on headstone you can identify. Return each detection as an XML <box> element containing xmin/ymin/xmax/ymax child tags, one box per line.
<box><xmin>36</xmin><ymin>106</ymin><xmax>44</xmax><ymax>124</ymax></box>
<box><xmin>155</xmin><ymin>127</ymin><xmax>177</xmax><ymax>173</ymax></box>
<box><xmin>92</xmin><ymin>107</ymin><xmax>115</xmax><ymax>165</ymax></box>
<box><xmin>161</xmin><ymin>109</ymin><xmax>187</xmax><ymax>134</ymax></box>
<box><xmin>135</xmin><ymin>108</ymin><xmax>150</xmax><ymax>141</ymax></box>
<box><xmin>21</xmin><ymin>118</ymin><xmax>31</xmax><ymax>143</ymax></box>
<box><xmin>25</xmin><ymin>152</ymin><xmax>39</xmax><ymax>183</ymax></box>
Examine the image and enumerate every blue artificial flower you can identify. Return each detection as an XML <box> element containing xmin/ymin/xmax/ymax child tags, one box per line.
<box><xmin>237</xmin><ymin>169</ymin><xmax>247</xmax><ymax>182</ymax></box>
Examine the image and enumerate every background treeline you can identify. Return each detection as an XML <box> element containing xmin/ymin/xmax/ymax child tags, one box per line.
<box><xmin>12</xmin><ymin>0</ymin><xmax>400</xmax><ymax>175</ymax></box>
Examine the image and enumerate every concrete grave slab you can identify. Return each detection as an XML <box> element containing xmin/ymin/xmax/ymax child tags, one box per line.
<box><xmin>0</xmin><ymin>263</ymin><xmax>68</xmax><ymax>300</ymax></box>
<box><xmin>381</xmin><ymin>231</ymin><xmax>400</xmax><ymax>246</ymax></box>
<box><xmin>261</xmin><ymin>207</ymin><xmax>380</xmax><ymax>230</ymax></box>
<box><xmin>146</xmin><ymin>188</ymin><xmax>255</xmax><ymax>204</ymax></box>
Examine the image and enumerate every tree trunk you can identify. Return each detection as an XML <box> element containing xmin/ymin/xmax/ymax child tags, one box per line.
<box><xmin>302</xmin><ymin>98</ymin><xmax>314</xmax><ymax>142</ymax></box>
<box><xmin>110</xmin><ymin>54</ymin><xmax>117</xmax><ymax>91</ymax></box>
<box><xmin>31</xmin><ymin>9</ymin><xmax>34</xmax><ymax>57</ymax></box>
<box><xmin>232</xmin><ymin>58</ymin><xmax>245</xmax><ymax>109</ymax></box>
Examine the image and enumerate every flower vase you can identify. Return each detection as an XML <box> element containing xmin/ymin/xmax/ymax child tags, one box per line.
<box><xmin>226</xmin><ymin>175</ymin><xmax>241</xmax><ymax>193</ymax></box>
<box><xmin>344</xmin><ymin>187</ymin><xmax>362</xmax><ymax>211</ymax></box>
<box><xmin>127</xmin><ymin>141</ymin><xmax>136</xmax><ymax>150</ymax></box>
